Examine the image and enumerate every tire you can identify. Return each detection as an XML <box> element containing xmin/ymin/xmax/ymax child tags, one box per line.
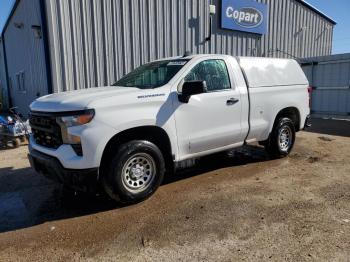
<box><xmin>12</xmin><ymin>138</ymin><xmax>21</xmax><ymax>148</ymax></box>
<box><xmin>103</xmin><ymin>140</ymin><xmax>165</xmax><ymax>204</ymax></box>
<box><xmin>265</xmin><ymin>117</ymin><xmax>295</xmax><ymax>158</ymax></box>
<box><xmin>60</xmin><ymin>185</ymin><xmax>78</xmax><ymax>200</ymax></box>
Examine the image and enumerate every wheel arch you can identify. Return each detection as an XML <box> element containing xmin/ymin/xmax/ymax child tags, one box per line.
<box><xmin>99</xmin><ymin>125</ymin><xmax>174</xmax><ymax>177</ymax></box>
<box><xmin>271</xmin><ymin>107</ymin><xmax>301</xmax><ymax>133</ymax></box>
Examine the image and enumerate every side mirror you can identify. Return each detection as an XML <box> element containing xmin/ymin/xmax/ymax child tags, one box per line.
<box><xmin>178</xmin><ymin>81</ymin><xmax>207</xmax><ymax>103</ymax></box>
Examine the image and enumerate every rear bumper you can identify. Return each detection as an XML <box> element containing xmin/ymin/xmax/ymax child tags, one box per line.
<box><xmin>28</xmin><ymin>148</ymin><xmax>99</xmax><ymax>192</ymax></box>
<box><xmin>303</xmin><ymin>115</ymin><xmax>312</xmax><ymax>129</ymax></box>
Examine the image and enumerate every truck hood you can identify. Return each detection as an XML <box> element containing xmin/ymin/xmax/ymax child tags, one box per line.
<box><xmin>30</xmin><ymin>86</ymin><xmax>146</xmax><ymax>112</ymax></box>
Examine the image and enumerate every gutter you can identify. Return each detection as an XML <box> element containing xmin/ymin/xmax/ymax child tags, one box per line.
<box><xmin>296</xmin><ymin>0</ymin><xmax>337</xmax><ymax>25</ymax></box>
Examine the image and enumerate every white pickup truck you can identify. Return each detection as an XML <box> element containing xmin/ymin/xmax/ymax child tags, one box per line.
<box><xmin>28</xmin><ymin>54</ymin><xmax>311</xmax><ymax>203</ymax></box>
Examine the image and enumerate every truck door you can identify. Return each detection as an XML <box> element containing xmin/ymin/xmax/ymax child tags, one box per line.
<box><xmin>174</xmin><ymin>58</ymin><xmax>243</xmax><ymax>158</ymax></box>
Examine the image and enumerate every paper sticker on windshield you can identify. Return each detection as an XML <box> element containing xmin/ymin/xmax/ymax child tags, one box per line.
<box><xmin>168</xmin><ymin>61</ymin><xmax>187</xmax><ymax>66</ymax></box>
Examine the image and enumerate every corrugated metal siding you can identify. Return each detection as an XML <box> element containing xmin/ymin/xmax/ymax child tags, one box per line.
<box><xmin>301</xmin><ymin>54</ymin><xmax>350</xmax><ymax>116</ymax></box>
<box><xmin>259</xmin><ymin>0</ymin><xmax>334</xmax><ymax>58</ymax></box>
<box><xmin>3</xmin><ymin>0</ymin><xmax>48</xmax><ymax>115</ymax></box>
<box><xmin>0</xmin><ymin>39</ymin><xmax>9</xmax><ymax>109</ymax></box>
<box><xmin>44</xmin><ymin>0</ymin><xmax>334</xmax><ymax>92</ymax></box>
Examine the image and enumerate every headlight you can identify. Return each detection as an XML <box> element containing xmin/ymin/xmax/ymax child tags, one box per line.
<box><xmin>56</xmin><ymin>109</ymin><xmax>95</xmax><ymax>145</ymax></box>
<box><xmin>56</xmin><ymin>109</ymin><xmax>95</xmax><ymax>127</ymax></box>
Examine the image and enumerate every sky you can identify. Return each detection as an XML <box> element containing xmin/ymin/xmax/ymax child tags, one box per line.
<box><xmin>0</xmin><ymin>0</ymin><xmax>349</xmax><ymax>54</ymax></box>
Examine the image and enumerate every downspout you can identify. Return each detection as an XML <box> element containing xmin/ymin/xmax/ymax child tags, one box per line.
<box><xmin>205</xmin><ymin>1</ymin><xmax>216</xmax><ymax>42</ymax></box>
<box><xmin>39</xmin><ymin>0</ymin><xmax>53</xmax><ymax>95</ymax></box>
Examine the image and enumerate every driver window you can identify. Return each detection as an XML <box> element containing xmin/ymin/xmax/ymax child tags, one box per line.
<box><xmin>184</xmin><ymin>59</ymin><xmax>231</xmax><ymax>92</ymax></box>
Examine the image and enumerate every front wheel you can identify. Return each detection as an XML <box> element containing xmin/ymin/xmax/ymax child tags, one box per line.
<box><xmin>265</xmin><ymin>117</ymin><xmax>296</xmax><ymax>158</ymax></box>
<box><xmin>103</xmin><ymin>140</ymin><xmax>165</xmax><ymax>204</ymax></box>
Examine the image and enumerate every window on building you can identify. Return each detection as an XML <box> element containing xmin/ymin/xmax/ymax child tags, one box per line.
<box><xmin>9</xmin><ymin>77</ymin><xmax>12</xmax><ymax>90</ymax></box>
<box><xmin>185</xmin><ymin>60</ymin><xmax>231</xmax><ymax>92</ymax></box>
<box><xmin>16</xmin><ymin>74</ymin><xmax>20</xmax><ymax>90</ymax></box>
<box><xmin>20</xmin><ymin>72</ymin><xmax>25</xmax><ymax>92</ymax></box>
<box><xmin>16</xmin><ymin>71</ymin><xmax>25</xmax><ymax>92</ymax></box>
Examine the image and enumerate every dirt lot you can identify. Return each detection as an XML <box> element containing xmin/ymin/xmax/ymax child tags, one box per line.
<box><xmin>0</xmin><ymin>131</ymin><xmax>349</xmax><ymax>261</ymax></box>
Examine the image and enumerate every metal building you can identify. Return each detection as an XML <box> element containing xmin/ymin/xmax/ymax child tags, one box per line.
<box><xmin>1</xmin><ymin>0</ymin><xmax>336</xmax><ymax>114</ymax></box>
<box><xmin>300</xmin><ymin>53</ymin><xmax>350</xmax><ymax>117</ymax></box>
<box><xmin>1</xmin><ymin>0</ymin><xmax>49</xmax><ymax>113</ymax></box>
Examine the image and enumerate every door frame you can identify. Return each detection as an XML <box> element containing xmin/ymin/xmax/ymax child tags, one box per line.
<box><xmin>170</xmin><ymin>55</ymin><xmax>245</xmax><ymax>160</ymax></box>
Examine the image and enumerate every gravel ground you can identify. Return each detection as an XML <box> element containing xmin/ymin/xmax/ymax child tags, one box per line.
<box><xmin>0</xmin><ymin>131</ymin><xmax>349</xmax><ymax>261</ymax></box>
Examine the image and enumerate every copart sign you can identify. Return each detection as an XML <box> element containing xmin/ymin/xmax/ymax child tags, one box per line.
<box><xmin>221</xmin><ymin>0</ymin><xmax>268</xmax><ymax>35</ymax></box>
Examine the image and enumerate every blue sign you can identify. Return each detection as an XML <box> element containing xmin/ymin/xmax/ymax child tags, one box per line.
<box><xmin>221</xmin><ymin>0</ymin><xmax>268</xmax><ymax>35</ymax></box>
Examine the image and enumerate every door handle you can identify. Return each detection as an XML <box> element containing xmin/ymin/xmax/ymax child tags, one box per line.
<box><xmin>226</xmin><ymin>98</ymin><xmax>239</xmax><ymax>106</ymax></box>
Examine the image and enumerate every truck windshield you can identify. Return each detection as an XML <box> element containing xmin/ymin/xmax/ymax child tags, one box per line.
<box><xmin>113</xmin><ymin>59</ymin><xmax>189</xmax><ymax>89</ymax></box>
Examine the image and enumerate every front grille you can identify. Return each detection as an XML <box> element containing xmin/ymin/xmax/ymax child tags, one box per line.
<box><xmin>29</xmin><ymin>112</ymin><xmax>63</xmax><ymax>149</ymax></box>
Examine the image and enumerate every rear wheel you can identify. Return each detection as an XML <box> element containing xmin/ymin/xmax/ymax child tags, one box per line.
<box><xmin>103</xmin><ymin>140</ymin><xmax>165</xmax><ymax>204</ymax></box>
<box><xmin>265</xmin><ymin>117</ymin><xmax>295</xmax><ymax>158</ymax></box>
